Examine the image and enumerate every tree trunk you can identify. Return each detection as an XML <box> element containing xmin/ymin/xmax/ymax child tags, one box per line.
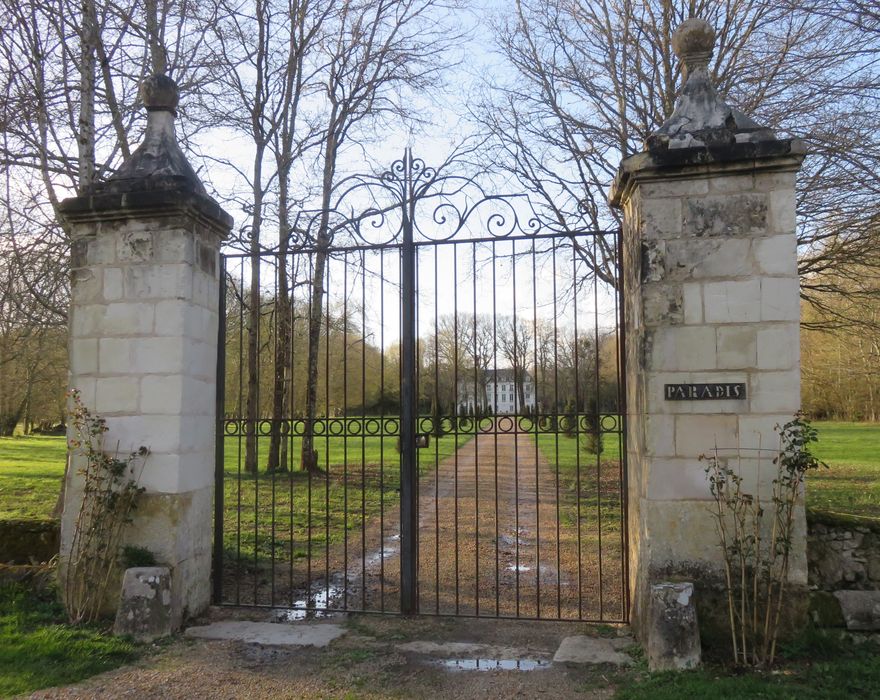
<box><xmin>243</xmin><ymin>0</ymin><xmax>269</xmax><ymax>475</ymax></box>
<box><xmin>266</xmin><ymin>171</ymin><xmax>291</xmax><ymax>473</ymax></box>
<box><xmin>301</xmin><ymin>123</ymin><xmax>338</xmax><ymax>472</ymax></box>
<box><xmin>77</xmin><ymin>0</ymin><xmax>97</xmax><ymax>193</ymax></box>
<box><xmin>244</xmin><ymin>144</ymin><xmax>265</xmax><ymax>474</ymax></box>
<box><xmin>300</xmin><ymin>240</ymin><xmax>328</xmax><ymax>472</ymax></box>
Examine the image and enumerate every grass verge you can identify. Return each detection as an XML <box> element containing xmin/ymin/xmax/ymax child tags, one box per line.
<box><xmin>616</xmin><ymin>629</ymin><xmax>880</xmax><ymax>700</ymax></box>
<box><xmin>221</xmin><ymin>431</ymin><xmax>471</xmax><ymax>564</ymax></box>
<box><xmin>0</xmin><ymin>584</ymin><xmax>137</xmax><ymax>697</ymax></box>
<box><xmin>1</xmin><ymin>420</ymin><xmax>877</xmax><ymax>522</ymax></box>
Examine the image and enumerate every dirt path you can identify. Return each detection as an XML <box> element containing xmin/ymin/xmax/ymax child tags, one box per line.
<box><xmin>27</xmin><ymin>614</ymin><xmax>628</xmax><ymax>700</ymax></box>
<box><xmin>223</xmin><ymin>427</ymin><xmax>624</xmax><ymax>621</ymax></box>
<box><xmin>416</xmin><ymin>429</ymin><xmax>573</xmax><ymax>617</ymax></box>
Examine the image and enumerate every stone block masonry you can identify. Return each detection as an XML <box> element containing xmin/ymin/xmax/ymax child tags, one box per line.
<box><xmin>610</xmin><ymin>18</ymin><xmax>807</xmax><ymax>643</ymax></box>
<box><xmin>808</xmin><ymin>514</ymin><xmax>880</xmax><ymax>593</ymax></box>
<box><xmin>58</xmin><ymin>74</ymin><xmax>232</xmax><ymax>627</ymax></box>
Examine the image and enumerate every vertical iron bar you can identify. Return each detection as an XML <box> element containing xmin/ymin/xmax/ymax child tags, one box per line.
<box><xmin>453</xmin><ymin>245</ymin><xmax>460</xmax><ymax>615</ymax></box>
<box><xmin>535</xmin><ymin>238</ymin><xmax>545</xmax><ymax>619</ymax></box>
<box><xmin>343</xmin><ymin>252</ymin><xmax>349</xmax><ymax>610</ymax></box>
<box><xmin>572</xmin><ymin>239</ymin><xmax>583</xmax><ymax>620</ymax></box>
<box><xmin>433</xmin><ymin>245</ymin><xmax>441</xmax><ymax>614</ymax></box>
<box><xmin>616</xmin><ymin>229</ymin><xmax>630</xmax><ymax>621</ymax></box>
<box><xmin>361</xmin><ymin>251</ymin><xmax>367</xmax><ymax>611</ymax></box>
<box><xmin>471</xmin><ymin>241</ymin><xmax>480</xmax><ymax>616</ymax></box>
<box><xmin>491</xmin><ymin>241</ymin><xmax>500</xmax><ymax>617</ymax></box>
<box><xmin>253</xmin><ymin>269</ymin><xmax>260</xmax><ymax>604</ymax></box>
<box><xmin>399</xmin><ymin>149</ymin><xmax>419</xmax><ymax>615</ymax></box>
<box><xmin>414</xmin><ymin>242</ymin><xmax>421</xmax><ymax>608</ymax></box>
<box><xmin>511</xmin><ymin>239</ymin><xmax>520</xmax><ymax>617</ymax></box>
<box><xmin>324</xmin><ymin>257</ymin><xmax>331</xmax><ymax>608</ymax></box>
<box><xmin>288</xmin><ymin>254</ymin><xmax>296</xmax><ymax>604</ymax></box>
<box><xmin>306</xmin><ymin>253</ymin><xmax>314</xmax><ymax>606</ymax></box>
<box><xmin>236</xmin><ymin>261</ymin><xmax>243</xmax><ymax>606</ymax></box>
<box><xmin>593</xmin><ymin>233</ymin><xmax>604</xmax><ymax>616</ymax></box>
<box><xmin>270</xmin><ymin>256</ymin><xmax>278</xmax><ymax>607</ymax></box>
<box><xmin>213</xmin><ymin>256</ymin><xmax>227</xmax><ymax>605</ymax></box>
<box><xmin>379</xmin><ymin>248</ymin><xmax>386</xmax><ymax>612</ymax></box>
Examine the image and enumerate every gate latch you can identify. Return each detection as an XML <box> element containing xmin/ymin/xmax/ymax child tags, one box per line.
<box><xmin>396</xmin><ymin>433</ymin><xmax>431</xmax><ymax>453</ymax></box>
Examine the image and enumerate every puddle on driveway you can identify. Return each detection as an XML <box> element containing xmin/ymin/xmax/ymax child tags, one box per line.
<box><xmin>272</xmin><ymin>530</ymin><xmax>400</xmax><ymax>621</ymax></box>
<box><xmin>273</xmin><ymin>577</ymin><xmax>348</xmax><ymax>621</ymax></box>
<box><xmin>505</xmin><ymin>564</ymin><xmax>532</xmax><ymax>573</ymax></box>
<box><xmin>435</xmin><ymin>658</ymin><xmax>550</xmax><ymax>672</ymax></box>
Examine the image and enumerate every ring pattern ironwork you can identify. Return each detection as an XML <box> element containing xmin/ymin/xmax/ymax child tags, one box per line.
<box><xmin>222</xmin><ymin>415</ymin><xmax>622</xmax><ymax>438</ymax></box>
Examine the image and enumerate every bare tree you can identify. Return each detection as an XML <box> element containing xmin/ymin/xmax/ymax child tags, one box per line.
<box><xmin>0</xmin><ymin>0</ymin><xmax>223</xmax><ymax>398</ymax></box>
<box><xmin>497</xmin><ymin>315</ymin><xmax>533</xmax><ymax>412</ymax></box>
<box><xmin>298</xmin><ymin>0</ymin><xmax>462</xmax><ymax>471</ymax></box>
<box><xmin>477</xmin><ymin>0</ymin><xmax>880</xmax><ymax>325</ymax></box>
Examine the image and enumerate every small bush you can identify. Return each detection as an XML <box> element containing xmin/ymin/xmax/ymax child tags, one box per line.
<box><xmin>120</xmin><ymin>546</ymin><xmax>157</xmax><ymax>569</ymax></box>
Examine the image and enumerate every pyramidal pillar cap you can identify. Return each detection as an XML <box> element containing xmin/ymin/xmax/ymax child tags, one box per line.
<box><xmin>58</xmin><ymin>73</ymin><xmax>233</xmax><ymax>233</ymax></box>
<box><xmin>646</xmin><ymin>17</ymin><xmax>777</xmax><ymax>151</ymax></box>
<box><xmin>98</xmin><ymin>73</ymin><xmax>206</xmax><ymax>195</ymax></box>
<box><xmin>610</xmin><ymin>17</ymin><xmax>805</xmax><ymax>208</ymax></box>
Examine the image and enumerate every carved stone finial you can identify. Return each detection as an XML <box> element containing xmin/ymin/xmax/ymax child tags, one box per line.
<box><xmin>647</xmin><ymin>17</ymin><xmax>776</xmax><ymax>151</ymax></box>
<box><xmin>141</xmin><ymin>74</ymin><xmax>180</xmax><ymax>115</ymax></box>
<box><xmin>671</xmin><ymin>18</ymin><xmax>715</xmax><ymax>78</ymax></box>
<box><xmin>101</xmin><ymin>74</ymin><xmax>205</xmax><ymax>195</ymax></box>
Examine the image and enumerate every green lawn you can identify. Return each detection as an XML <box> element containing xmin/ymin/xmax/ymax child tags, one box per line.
<box><xmin>0</xmin><ymin>420</ymin><xmax>877</xmax><ymax>523</ymax></box>
<box><xmin>807</xmin><ymin>421</ymin><xmax>880</xmax><ymax>519</ymax></box>
<box><xmin>0</xmin><ymin>436</ymin><xmax>67</xmax><ymax>520</ymax></box>
<box><xmin>533</xmin><ymin>428</ymin><xmax>625</xmax><ymax>533</ymax></box>
<box><xmin>0</xmin><ymin>584</ymin><xmax>137</xmax><ymax>697</ymax></box>
<box><xmin>220</xmin><ymin>431</ymin><xmax>471</xmax><ymax>568</ymax></box>
<box><xmin>616</xmin><ymin>629</ymin><xmax>880</xmax><ymax>699</ymax></box>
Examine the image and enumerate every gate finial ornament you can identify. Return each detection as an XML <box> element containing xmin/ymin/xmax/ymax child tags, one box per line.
<box><xmin>648</xmin><ymin>17</ymin><xmax>776</xmax><ymax>151</ymax></box>
<box><xmin>101</xmin><ymin>73</ymin><xmax>206</xmax><ymax>195</ymax></box>
<box><xmin>672</xmin><ymin>18</ymin><xmax>715</xmax><ymax>78</ymax></box>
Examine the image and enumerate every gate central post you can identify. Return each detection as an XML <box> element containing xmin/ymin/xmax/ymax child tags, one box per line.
<box><xmin>399</xmin><ymin>149</ymin><xmax>419</xmax><ymax>614</ymax></box>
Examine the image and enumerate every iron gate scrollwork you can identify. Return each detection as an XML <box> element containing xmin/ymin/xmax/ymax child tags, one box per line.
<box><xmin>214</xmin><ymin>150</ymin><xmax>628</xmax><ymax>621</ymax></box>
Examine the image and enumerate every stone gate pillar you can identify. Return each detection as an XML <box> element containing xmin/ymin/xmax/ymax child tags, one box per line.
<box><xmin>610</xmin><ymin>19</ymin><xmax>806</xmax><ymax>641</ymax></box>
<box><xmin>59</xmin><ymin>75</ymin><xmax>232</xmax><ymax>625</ymax></box>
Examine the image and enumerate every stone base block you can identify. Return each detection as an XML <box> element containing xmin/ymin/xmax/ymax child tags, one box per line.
<box><xmin>113</xmin><ymin>567</ymin><xmax>173</xmax><ymax>641</ymax></box>
<box><xmin>833</xmin><ymin>591</ymin><xmax>880</xmax><ymax>631</ymax></box>
<box><xmin>647</xmin><ymin>582</ymin><xmax>701</xmax><ymax>671</ymax></box>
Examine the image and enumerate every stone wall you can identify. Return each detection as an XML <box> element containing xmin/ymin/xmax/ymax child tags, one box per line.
<box><xmin>0</xmin><ymin>519</ymin><xmax>59</xmax><ymax>564</ymax></box>
<box><xmin>808</xmin><ymin>514</ymin><xmax>880</xmax><ymax>592</ymax></box>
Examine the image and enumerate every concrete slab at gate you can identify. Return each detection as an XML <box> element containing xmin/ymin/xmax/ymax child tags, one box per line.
<box><xmin>610</xmin><ymin>19</ymin><xmax>807</xmax><ymax>643</ymax></box>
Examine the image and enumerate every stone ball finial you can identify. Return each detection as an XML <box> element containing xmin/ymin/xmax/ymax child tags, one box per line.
<box><xmin>672</xmin><ymin>18</ymin><xmax>715</xmax><ymax>73</ymax></box>
<box><xmin>141</xmin><ymin>74</ymin><xmax>179</xmax><ymax>115</ymax></box>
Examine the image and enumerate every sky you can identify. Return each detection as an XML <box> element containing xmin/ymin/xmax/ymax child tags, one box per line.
<box><xmin>187</xmin><ymin>0</ymin><xmax>621</xmax><ymax>352</ymax></box>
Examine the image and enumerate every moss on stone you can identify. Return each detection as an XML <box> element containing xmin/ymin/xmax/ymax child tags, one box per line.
<box><xmin>807</xmin><ymin>508</ymin><xmax>880</xmax><ymax>534</ymax></box>
<box><xmin>808</xmin><ymin>591</ymin><xmax>846</xmax><ymax>628</ymax></box>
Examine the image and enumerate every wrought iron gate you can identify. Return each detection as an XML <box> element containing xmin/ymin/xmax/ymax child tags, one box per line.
<box><xmin>214</xmin><ymin>151</ymin><xmax>628</xmax><ymax>621</ymax></box>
